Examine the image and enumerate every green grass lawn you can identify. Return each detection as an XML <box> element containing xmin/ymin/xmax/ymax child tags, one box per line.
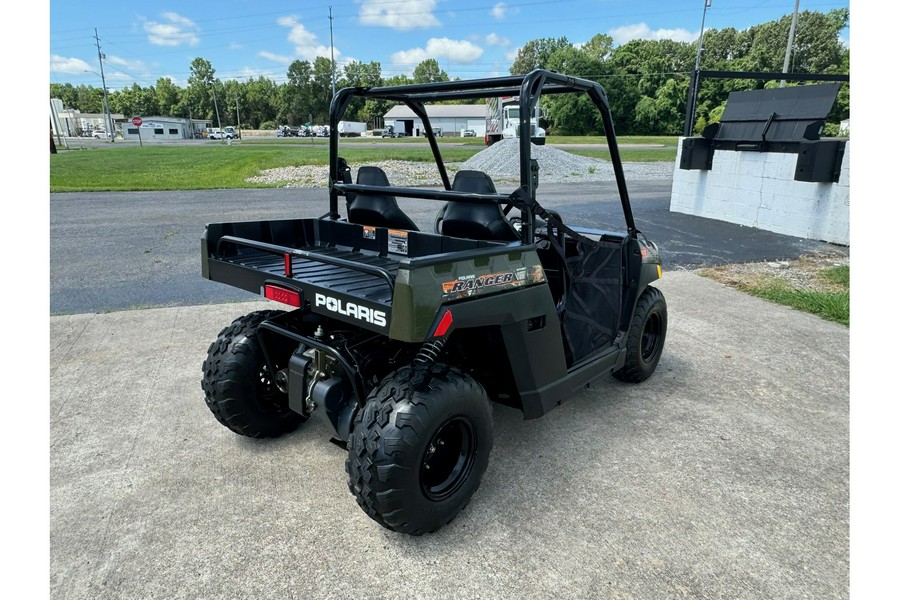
<box><xmin>50</xmin><ymin>145</ymin><xmax>480</xmax><ymax>192</ymax></box>
<box><xmin>546</xmin><ymin>135</ymin><xmax>679</xmax><ymax>146</ymax></box>
<box><xmin>568</xmin><ymin>148</ymin><xmax>677</xmax><ymax>162</ymax></box>
<box><xmin>744</xmin><ymin>271</ymin><xmax>849</xmax><ymax>326</ymax></box>
<box><xmin>707</xmin><ymin>264</ymin><xmax>850</xmax><ymax>326</ymax></box>
<box><xmin>50</xmin><ymin>136</ymin><xmax>677</xmax><ymax>192</ymax></box>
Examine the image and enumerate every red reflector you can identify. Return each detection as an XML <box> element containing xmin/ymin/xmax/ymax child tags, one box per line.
<box><xmin>434</xmin><ymin>310</ymin><xmax>453</xmax><ymax>337</ymax></box>
<box><xmin>264</xmin><ymin>285</ymin><xmax>301</xmax><ymax>307</ymax></box>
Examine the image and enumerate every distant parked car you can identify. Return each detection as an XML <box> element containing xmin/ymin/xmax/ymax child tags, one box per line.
<box><xmin>462</xmin><ymin>129</ymin><xmax>476</xmax><ymax>137</ymax></box>
<box><xmin>92</xmin><ymin>130</ymin><xmax>110</xmax><ymax>139</ymax></box>
<box><xmin>209</xmin><ymin>127</ymin><xmax>239</xmax><ymax>140</ymax></box>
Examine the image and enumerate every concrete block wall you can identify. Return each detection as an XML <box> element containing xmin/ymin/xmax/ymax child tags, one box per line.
<box><xmin>670</xmin><ymin>138</ymin><xmax>849</xmax><ymax>245</ymax></box>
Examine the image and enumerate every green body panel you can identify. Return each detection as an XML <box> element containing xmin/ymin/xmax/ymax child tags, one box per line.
<box><xmin>389</xmin><ymin>247</ymin><xmax>548</xmax><ymax>342</ymax></box>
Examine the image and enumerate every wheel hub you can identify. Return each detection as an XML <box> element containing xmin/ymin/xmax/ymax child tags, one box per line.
<box><xmin>420</xmin><ymin>417</ymin><xmax>477</xmax><ymax>501</ymax></box>
<box><xmin>641</xmin><ymin>313</ymin><xmax>661</xmax><ymax>361</ymax></box>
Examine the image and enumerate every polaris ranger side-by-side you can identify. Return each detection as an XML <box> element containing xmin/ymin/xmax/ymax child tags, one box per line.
<box><xmin>200</xmin><ymin>70</ymin><xmax>667</xmax><ymax>535</ymax></box>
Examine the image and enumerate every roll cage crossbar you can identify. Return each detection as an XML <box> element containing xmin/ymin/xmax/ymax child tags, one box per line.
<box><xmin>327</xmin><ymin>69</ymin><xmax>637</xmax><ymax>243</ymax></box>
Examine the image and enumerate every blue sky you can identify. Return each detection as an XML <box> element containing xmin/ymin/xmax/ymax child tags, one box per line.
<box><xmin>50</xmin><ymin>0</ymin><xmax>849</xmax><ymax>90</ymax></box>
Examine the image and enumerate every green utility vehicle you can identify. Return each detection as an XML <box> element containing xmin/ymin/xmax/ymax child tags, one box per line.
<box><xmin>200</xmin><ymin>70</ymin><xmax>667</xmax><ymax>535</ymax></box>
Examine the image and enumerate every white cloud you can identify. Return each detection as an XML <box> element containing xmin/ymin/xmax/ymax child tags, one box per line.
<box><xmin>485</xmin><ymin>32</ymin><xmax>510</xmax><ymax>47</ymax></box>
<box><xmin>101</xmin><ymin>55</ymin><xmax>151</xmax><ymax>82</ymax></box>
<box><xmin>50</xmin><ymin>55</ymin><xmax>93</xmax><ymax>74</ymax></box>
<box><xmin>276</xmin><ymin>15</ymin><xmax>341</xmax><ymax>61</ymax></box>
<box><xmin>492</xmin><ymin>3</ymin><xmax>507</xmax><ymax>20</ymax></box>
<box><xmin>258</xmin><ymin>51</ymin><xmax>295</xmax><ymax>65</ymax></box>
<box><xmin>505</xmin><ymin>47</ymin><xmax>521</xmax><ymax>63</ymax></box>
<box><xmin>160</xmin><ymin>11</ymin><xmax>194</xmax><ymax>27</ymax></box>
<box><xmin>233</xmin><ymin>67</ymin><xmax>276</xmax><ymax>81</ymax></box>
<box><xmin>391</xmin><ymin>38</ymin><xmax>484</xmax><ymax>67</ymax></box>
<box><xmin>105</xmin><ymin>55</ymin><xmax>147</xmax><ymax>72</ymax></box>
<box><xmin>144</xmin><ymin>12</ymin><xmax>200</xmax><ymax>47</ymax></box>
<box><xmin>608</xmin><ymin>23</ymin><xmax>697</xmax><ymax>45</ymax></box>
<box><xmin>159</xmin><ymin>74</ymin><xmax>188</xmax><ymax>88</ymax></box>
<box><xmin>359</xmin><ymin>0</ymin><xmax>440</xmax><ymax>30</ymax></box>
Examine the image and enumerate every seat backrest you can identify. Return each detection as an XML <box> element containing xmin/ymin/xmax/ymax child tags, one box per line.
<box><xmin>440</xmin><ymin>170</ymin><xmax>519</xmax><ymax>242</ymax></box>
<box><xmin>348</xmin><ymin>166</ymin><xmax>419</xmax><ymax>231</ymax></box>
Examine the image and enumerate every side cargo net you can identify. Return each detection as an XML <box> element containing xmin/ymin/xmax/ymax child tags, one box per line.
<box><xmin>511</xmin><ymin>184</ymin><xmax>625</xmax><ymax>365</ymax></box>
<box><xmin>548</xmin><ymin>229</ymin><xmax>623</xmax><ymax>365</ymax></box>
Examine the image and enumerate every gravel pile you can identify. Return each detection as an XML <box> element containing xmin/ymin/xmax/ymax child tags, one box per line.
<box><xmin>245</xmin><ymin>160</ymin><xmax>453</xmax><ymax>188</ymax></box>
<box><xmin>462</xmin><ymin>138</ymin><xmax>675</xmax><ymax>183</ymax></box>
<box><xmin>244</xmin><ymin>139</ymin><xmax>675</xmax><ymax>187</ymax></box>
<box><xmin>462</xmin><ymin>139</ymin><xmax>608</xmax><ymax>181</ymax></box>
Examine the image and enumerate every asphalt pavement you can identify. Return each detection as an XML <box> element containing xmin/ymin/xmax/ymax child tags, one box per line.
<box><xmin>49</xmin><ymin>181</ymin><xmax>845</xmax><ymax>315</ymax></box>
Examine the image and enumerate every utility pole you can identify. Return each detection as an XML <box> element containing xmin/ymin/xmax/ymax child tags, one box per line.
<box><xmin>685</xmin><ymin>0</ymin><xmax>712</xmax><ymax>137</ymax></box>
<box><xmin>210</xmin><ymin>82</ymin><xmax>222</xmax><ymax>134</ymax></box>
<box><xmin>234</xmin><ymin>93</ymin><xmax>242</xmax><ymax>136</ymax></box>
<box><xmin>94</xmin><ymin>28</ymin><xmax>115</xmax><ymax>142</ymax></box>
<box><xmin>780</xmin><ymin>0</ymin><xmax>801</xmax><ymax>87</ymax></box>
<box><xmin>329</xmin><ymin>6</ymin><xmax>336</xmax><ymax>98</ymax></box>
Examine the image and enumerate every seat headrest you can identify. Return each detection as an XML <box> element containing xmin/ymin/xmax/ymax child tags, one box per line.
<box><xmin>451</xmin><ymin>170</ymin><xmax>496</xmax><ymax>194</ymax></box>
<box><xmin>357</xmin><ymin>165</ymin><xmax>390</xmax><ymax>186</ymax></box>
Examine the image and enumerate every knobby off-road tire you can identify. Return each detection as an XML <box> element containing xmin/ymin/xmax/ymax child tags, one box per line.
<box><xmin>201</xmin><ymin>310</ymin><xmax>305</xmax><ymax>438</ymax></box>
<box><xmin>614</xmin><ymin>286</ymin><xmax>667</xmax><ymax>383</ymax></box>
<box><xmin>346</xmin><ymin>363</ymin><xmax>493</xmax><ymax>535</ymax></box>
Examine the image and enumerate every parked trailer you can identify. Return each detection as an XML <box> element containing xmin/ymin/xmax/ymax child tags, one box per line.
<box><xmin>337</xmin><ymin>121</ymin><xmax>367</xmax><ymax>137</ymax></box>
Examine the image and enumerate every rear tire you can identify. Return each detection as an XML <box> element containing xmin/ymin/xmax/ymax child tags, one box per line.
<box><xmin>613</xmin><ymin>286</ymin><xmax>667</xmax><ymax>383</ymax></box>
<box><xmin>201</xmin><ymin>310</ymin><xmax>305</xmax><ymax>438</ymax></box>
<box><xmin>346</xmin><ymin>363</ymin><xmax>493</xmax><ymax>535</ymax></box>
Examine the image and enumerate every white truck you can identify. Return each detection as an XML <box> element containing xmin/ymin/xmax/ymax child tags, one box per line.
<box><xmin>485</xmin><ymin>96</ymin><xmax>546</xmax><ymax>146</ymax></box>
<box><xmin>337</xmin><ymin>121</ymin><xmax>367</xmax><ymax>137</ymax></box>
<box><xmin>209</xmin><ymin>126</ymin><xmax>240</xmax><ymax>140</ymax></box>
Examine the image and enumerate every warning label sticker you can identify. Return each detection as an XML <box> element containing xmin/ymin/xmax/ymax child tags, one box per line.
<box><xmin>387</xmin><ymin>229</ymin><xmax>408</xmax><ymax>255</ymax></box>
<box><xmin>362</xmin><ymin>226</ymin><xmax>377</xmax><ymax>240</ymax></box>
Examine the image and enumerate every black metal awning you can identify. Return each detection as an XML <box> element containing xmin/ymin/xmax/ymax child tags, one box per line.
<box><xmin>708</xmin><ymin>83</ymin><xmax>842</xmax><ymax>145</ymax></box>
<box><xmin>680</xmin><ymin>83</ymin><xmax>846</xmax><ymax>182</ymax></box>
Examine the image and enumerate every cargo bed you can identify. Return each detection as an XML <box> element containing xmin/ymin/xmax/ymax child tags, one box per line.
<box><xmin>202</xmin><ymin>217</ymin><xmax>513</xmax><ymax>334</ymax></box>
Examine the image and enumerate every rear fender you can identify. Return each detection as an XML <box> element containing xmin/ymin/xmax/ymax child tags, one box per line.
<box><xmin>424</xmin><ymin>284</ymin><xmax>569</xmax><ymax>414</ymax></box>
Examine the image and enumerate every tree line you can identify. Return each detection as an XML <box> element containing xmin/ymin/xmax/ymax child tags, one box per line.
<box><xmin>50</xmin><ymin>57</ymin><xmax>452</xmax><ymax>132</ymax></box>
<box><xmin>50</xmin><ymin>9</ymin><xmax>848</xmax><ymax>136</ymax></box>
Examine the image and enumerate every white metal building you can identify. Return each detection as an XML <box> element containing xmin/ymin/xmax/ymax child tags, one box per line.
<box><xmin>120</xmin><ymin>117</ymin><xmax>211</xmax><ymax>141</ymax></box>
<box><xmin>382</xmin><ymin>105</ymin><xmax>485</xmax><ymax>137</ymax></box>
<box><xmin>51</xmin><ymin>98</ymin><xmax>124</xmax><ymax>137</ymax></box>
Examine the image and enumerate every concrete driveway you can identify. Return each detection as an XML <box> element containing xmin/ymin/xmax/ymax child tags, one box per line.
<box><xmin>49</xmin><ymin>271</ymin><xmax>848</xmax><ymax>599</ymax></box>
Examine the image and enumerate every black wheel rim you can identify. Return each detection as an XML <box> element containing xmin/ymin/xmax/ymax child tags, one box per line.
<box><xmin>421</xmin><ymin>417</ymin><xmax>477</xmax><ymax>502</ymax></box>
<box><xmin>641</xmin><ymin>313</ymin><xmax>662</xmax><ymax>362</ymax></box>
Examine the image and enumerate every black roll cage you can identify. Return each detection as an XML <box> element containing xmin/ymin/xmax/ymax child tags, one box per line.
<box><xmin>327</xmin><ymin>69</ymin><xmax>637</xmax><ymax>244</ymax></box>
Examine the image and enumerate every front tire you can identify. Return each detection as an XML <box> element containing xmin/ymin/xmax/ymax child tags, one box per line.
<box><xmin>201</xmin><ymin>310</ymin><xmax>305</xmax><ymax>438</ymax></box>
<box><xmin>346</xmin><ymin>364</ymin><xmax>493</xmax><ymax>535</ymax></box>
<box><xmin>613</xmin><ymin>286</ymin><xmax>667</xmax><ymax>383</ymax></box>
